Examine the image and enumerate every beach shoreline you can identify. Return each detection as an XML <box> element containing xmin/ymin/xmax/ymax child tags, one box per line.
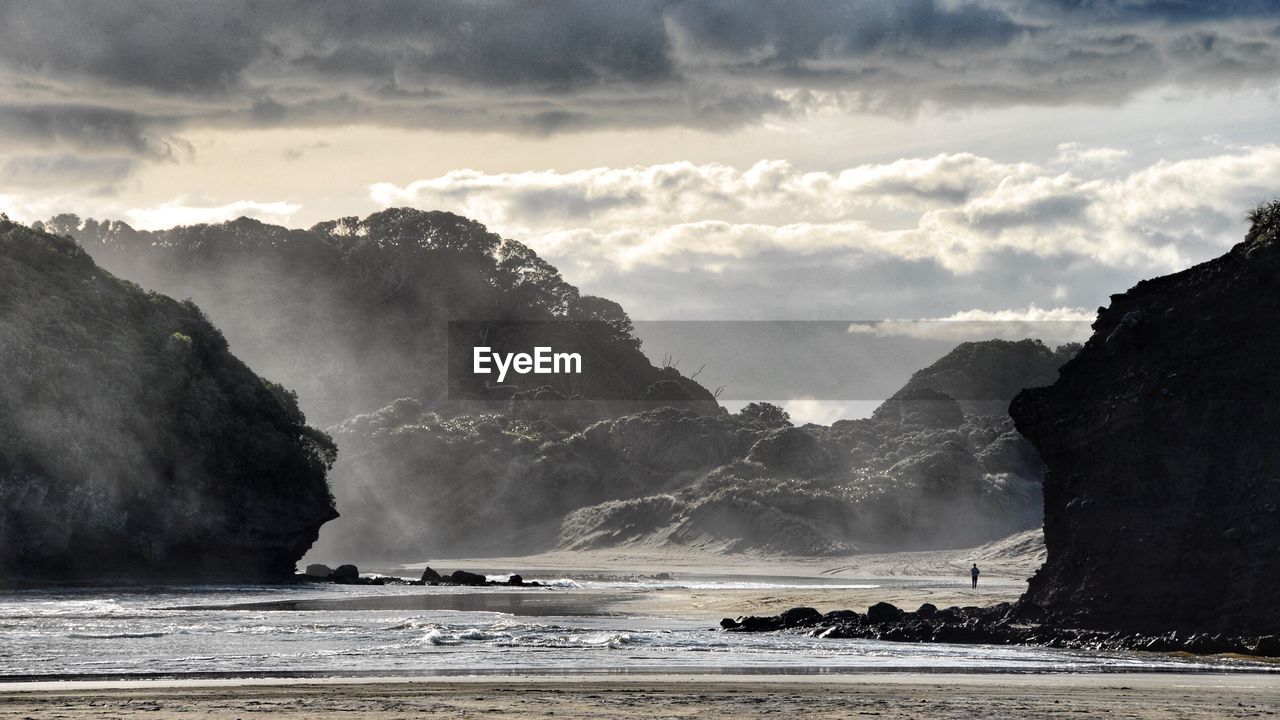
<box><xmin>1</xmin><ymin>673</ymin><xmax>1277</xmax><ymax>718</ymax></box>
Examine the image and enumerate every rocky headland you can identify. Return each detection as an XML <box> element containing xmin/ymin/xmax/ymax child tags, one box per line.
<box><xmin>1010</xmin><ymin>200</ymin><xmax>1280</xmax><ymax>637</ymax></box>
<box><xmin>0</xmin><ymin>219</ymin><xmax>337</xmax><ymax>583</ymax></box>
<box><xmin>725</xmin><ymin>202</ymin><xmax>1280</xmax><ymax>657</ymax></box>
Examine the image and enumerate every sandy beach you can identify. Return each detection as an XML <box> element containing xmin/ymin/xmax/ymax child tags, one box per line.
<box><xmin>10</xmin><ymin>533</ymin><xmax>1273</xmax><ymax>718</ymax></box>
<box><xmin>386</xmin><ymin>531</ymin><xmax>1043</xmax><ymax>621</ymax></box>
<box><xmin>1</xmin><ymin>673</ymin><xmax>1277</xmax><ymax>719</ymax></box>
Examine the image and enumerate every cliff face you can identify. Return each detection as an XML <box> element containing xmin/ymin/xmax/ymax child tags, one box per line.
<box><xmin>1011</xmin><ymin>204</ymin><xmax>1280</xmax><ymax>634</ymax></box>
<box><xmin>0</xmin><ymin>221</ymin><xmax>337</xmax><ymax>582</ymax></box>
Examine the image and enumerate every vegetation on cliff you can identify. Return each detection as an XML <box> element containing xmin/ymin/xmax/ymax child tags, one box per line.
<box><xmin>0</xmin><ymin>220</ymin><xmax>337</xmax><ymax>581</ymax></box>
<box><xmin>314</xmin><ymin>339</ymin><xmax>1071</xmax><ymax>560</ymax></box>
<box><xmin>41</xmin><ymin>209</ymin><xmax>713</xmax><ymax>425</ymax></box>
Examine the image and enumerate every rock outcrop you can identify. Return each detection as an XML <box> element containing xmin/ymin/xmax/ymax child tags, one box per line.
<box><xmin>722</xmin><ymin>603</ymin><xmax>1280</xmax><ymax>657</ymax></box>
<box><xmin>0</xmin><ymin>220</ymin><xmax>337</xmax><ymax>583</ymax></box>
<box><xmin>1011</xmin><ymin>202</ymin><xmax>1280</xmax><ymax>635</ymax></box>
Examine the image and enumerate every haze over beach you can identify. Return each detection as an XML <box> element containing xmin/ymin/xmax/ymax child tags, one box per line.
<box><xmin>2</xmin><ymin>1</ymin><xmax>1280</xmax><ymax>718</ymax></box>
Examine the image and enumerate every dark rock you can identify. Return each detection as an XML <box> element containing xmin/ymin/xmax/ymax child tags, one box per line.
<box><xmin>1011</xmin><ymin>204</ymin><xmax>1280</xmax><ymax>636</ymax></box>
<box><xmin>305</xmin><ymin>564</ymin><xmax>334</xmax><ymax>579</ymax></box>
<box><xmin>822</xmin><ymin>610</ymin><xmax>860</xmax><ymax>622</ymax></box>
<box><xmin>867</xmin><ymin>602</ymin><xmax>904</xmax><ymax>624</ymax></box>
<box><xmin>721</xmin><ymin>598</ymin><xmax>1280</xmax><ymax>657</ymax></box>
<box><xmin>1255</xmin><ymin>635</ymin><xmax>1280</xmax><ymax>656</ymax></box>
<box><xmin>449</xmin><ymin>570</ymin><xmax>488</xmax><ymax>586</ymax></box>
<box><xmin>420</xmin><ymin>567</ymin><xmax>442</xmax><ymax>583</ymax></box>
<box><xmin>916</xmin><ymin>603</ymin><xmax>938</xmax><ymax>618</ymax></box>
<box><xmin>778</xmin><ymin>607</ymin><xmax>822</xmax><ymax>628</ymax></box>
<box><xmin>724</xmin><ymin>615</ymin><xmax>787</xmax><ymax>632</ymax></box>
<box><xmin>507</xmin><ymin>574</ymin><xmax>524</xmax><ymax>586</ymax></box>
<box><xmin>331</xmin><ymin>564</ymin><xmax>360</xmax><ymax>581</ymax></box>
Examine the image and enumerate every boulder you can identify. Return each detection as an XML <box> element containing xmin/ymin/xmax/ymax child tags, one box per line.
<box><xmin>866</xmin><ymin>602</ymin><xmax>904</xmax><ymax>624</ymax></box>
<box><xmin>305</xmin><ymin>564</ymin><xmax>334</xmax><ymax>579</ymax></box>
<box><xmin>449</xmin><ymin>570</ymin><xmax>488</xmax><ymax>586</ymax></box>
<box><xmin>778</xmin><ymin>607</ymin><xmax>822</xmax><ymax>628</ymax></box>
<box><xmin>331</xmin><ymin>564</ymin><xmax>360</xmax><ymax>581</ymax></box>
<box><xmin>421</xmin><ymin>567</ymin><xmax>442</xmax><ymax>583</ymax></box>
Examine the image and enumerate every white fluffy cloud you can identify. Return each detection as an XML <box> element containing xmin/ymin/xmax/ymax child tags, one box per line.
<box><xmin>848</xmin><ymin>304</ymin><xmax>1096</xmax><ymax>344</ymax></box>
<box><xmin>124</xmin><ymin>199</ymin><xmax>303</xmax><ymax>231</ymax></box>
<box><xmin>371</xmin><ymin>144</ymin><xmax>1280</xmax><ymax>281</ymax></box>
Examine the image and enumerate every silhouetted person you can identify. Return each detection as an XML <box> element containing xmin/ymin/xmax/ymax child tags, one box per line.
<box><xmin>970</xmin><ymin>563</ymin><xmax>980</xmax><ymax>588</ymax></box>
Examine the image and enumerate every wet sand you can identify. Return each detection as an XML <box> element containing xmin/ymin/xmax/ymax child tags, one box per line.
<box><xmin>614</xmin><ymin>582</ymin><xmax>1022</xmax><ymax>620</ymax></box>
<box><xmin>195</xmin><ymin>583</ymin><xmax>1020</xmax><ymax>621</ymax></box>
<box><xmin>1</xmin><ymin>673</ymin><xmax>1277</xmax><ymax>719</ymax></box>
<box><xmin>377</xmin><ymin>535</ymin><xmax>1042</xmax><ymax>621</ymax></box>
<box><xmin>190</xmin><ymin>590</ymin><xmax>634</xmax><ymax>616</ymax></box>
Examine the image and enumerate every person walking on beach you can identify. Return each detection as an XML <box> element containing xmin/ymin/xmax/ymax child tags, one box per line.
<box><xmin>970</xmin><ymin>563</ymin><xmax>980</xmax><ymax>589</ymax></box>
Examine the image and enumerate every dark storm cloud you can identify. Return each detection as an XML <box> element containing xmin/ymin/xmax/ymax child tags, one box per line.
<box><xmin>665</xmin><ymin>0</ymin><xmax>1027</xmax><ymax>62</ymax></box>
<box><xmin>0</xmin><ymin>105</ymin><xmax>184</xmax><ymax>157</ymax></box>
<box><xmin>0</xmin><ymin>0</ymin><xmax>262</xmax><ymax>93</ymax></box>
<box><xmin>0</xmin><ymin>0</ymin><xmax>1278</xmax><ymax>151</ymax></box>
<box><xmin>1</xmin><ymin>154</ymin><xmax>134</xmax><ymax>190</ymax></box>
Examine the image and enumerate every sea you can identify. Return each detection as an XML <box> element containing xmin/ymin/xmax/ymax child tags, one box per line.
<box><xmin>1</xmin><ymin>572</ymin><xmax>1274</xmax><ymax>681</ymax></box>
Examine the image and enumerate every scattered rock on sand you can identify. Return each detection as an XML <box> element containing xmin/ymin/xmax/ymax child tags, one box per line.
<box><xmin>722</xmin><ymin>603</ymin><xmax>1280</xmax><ymax>658</ymax></box>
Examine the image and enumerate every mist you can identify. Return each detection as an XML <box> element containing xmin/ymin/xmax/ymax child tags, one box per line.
<box><xmin>34</xmin><ymin>209</ymin><xmax>1069</xmax><ymax>563</ymax></box>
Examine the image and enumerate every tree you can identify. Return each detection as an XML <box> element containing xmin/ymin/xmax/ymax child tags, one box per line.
<box><xmin>738</xmin><ymin>401</ymin><xmax>792</xmax><ymax>428</ymax></box>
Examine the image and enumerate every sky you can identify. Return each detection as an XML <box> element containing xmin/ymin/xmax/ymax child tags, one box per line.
<box><xmin>3</xmin><ymin>0</ymin><xmax>1280</xmax><ymax>334</ymax></box>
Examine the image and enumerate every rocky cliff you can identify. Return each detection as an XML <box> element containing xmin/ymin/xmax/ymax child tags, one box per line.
<box><xmin>1011</xmin><ymin>202</ymin><xmax>1280</xmax><ymax>635</ymax></box>
<box><xmin>0</xmin><ymin>220</ymin><xmax>337</xmax><ymax>582</ymax></box>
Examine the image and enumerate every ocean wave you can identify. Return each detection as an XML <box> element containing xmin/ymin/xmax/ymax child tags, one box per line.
<box><xmin>532</xmin><ymin>578</ymin><xmax>583</xmax><ymax>589</ymax></box>
<box><xmin>424</xmin><ymin>629</ymin><xmax>460</xmax><ymax>646</ymax></box>
<box><xmin>66</xmin><ymin>631</ymin><xmax>168</xmax><ymax>639</ymax></box>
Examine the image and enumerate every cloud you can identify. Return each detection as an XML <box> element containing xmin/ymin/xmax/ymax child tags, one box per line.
<box><xmin>1</xmin><ymin>1</ymin><xmax>1279</xmax><ymax>146</ymax></box>
<box><xmin>369</xmin><ymin>142</ymin><xmax>1280</xmax><ymax>319</ymax></box>
<box><xmin>1</xmin><ymin>154</ymin><xmax>134</xmax><ymax>190</ymax></box>
<box><xmin>373</xmin><ymin>144</ymin><xmax>1280</xmax><ymax>274</ymax></box>
<box><xmin>1054</xmin><ymin>142</ymin><xmax>1131</xmax><ymax>168</ymax></box>
<box><xmin>778</xmin><ymin>398</ymin><xmax>881</xmax><ymax>425</ymax></box>
<box><xmin>124</xmin><ymin>198</ymin><xmax>303</xmax><ymax>230</ymax></box>
<box><xmin>847</xmin><ymin>304</ymin><xmax>1096</xmax><ymax>343</ymax></box>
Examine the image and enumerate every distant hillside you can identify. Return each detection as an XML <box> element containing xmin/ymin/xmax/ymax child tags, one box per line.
<box><xmin>890</xmin><ymin>339</ymin><xmax>1079</xmax><ymax>416</ymax></box>
<box><xmin>313</xmin><ymin>338</ymin><xmax>1059</xmax><ymax>560</ymax></box>
<box><xmin>41</xmin><ymin>209</ymin><xmax>715</xmax><ymax>425</ymax></box>
<box><xmin>0</xmin><ymin>220</ymin><xmax>336</xmax><ymax>581</ymax></box>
